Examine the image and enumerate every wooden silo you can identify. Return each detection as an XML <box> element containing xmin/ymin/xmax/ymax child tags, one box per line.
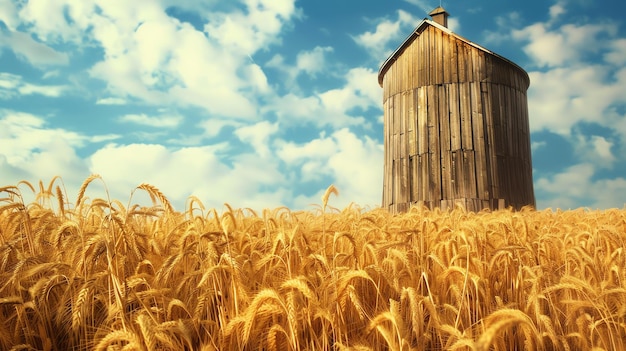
<box><xmin>379</xmin><ymin>7</ymin><xmax>535</xmax><ymax>213</ymax></box>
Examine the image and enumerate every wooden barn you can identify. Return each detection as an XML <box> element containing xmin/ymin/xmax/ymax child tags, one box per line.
<box><xmin>379</xmin><ymin>7</ymin><xmax>535</xmax><ymax>213</ymax></box>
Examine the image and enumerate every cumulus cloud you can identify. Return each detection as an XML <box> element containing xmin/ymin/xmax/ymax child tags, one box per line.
<box><xmin>266</xmin><ymin>46</ymin><xmax>334</xmax><ymax>91</ymax></box>
<box><xmin>277</xmin><ymin>128</ymin><xmax>383</xmax><ymax>210</ymax></box>
<box><xmin>295</xmin><ymin>46</ymin><xmax>334</xmax><ymax>77</ymax></box>
<box><xmin>527</xmin><ymin>65</ymin><xmax>626</xmax><ymax>135</ymax></box>
<box><xmin>119</xmin><ymin>113</ymin><xmax>183</xmax><ymax>128</ymax></box>
<box><xmin>0</xmin><ymin>29</ymin><xmax>69</xmax><ymax>66</ymax></box>
<box><xmin>604</xmin><ymin>39</ymin><xmax>626</xmax><ymax>65</ymax></box>
<box><xmin>199</xmin><ymin>118</ymin><xmax>244</xmax><ymax>139</ymax></box>
<box><xmin>0</xmin><ymin>73</ymin><xmax>68</xmax><ymax>99</ymax></box>
<box><xmin>535</xmin><ymin>163</ymin><xmax>626</xmax><ymax>209</ymax></box>
<box><xmin>0</xmin><ymin>110</ymin><xmax>119</xmax><ymax>201</ymax></box>
<box><xmin>13</xmin><ymin>0</ymin><xmax>300</xmax><ymax>120</ymax></box>
<box><xmin>512</xmin><ymin>22</ymin><xmax>617</xmax><ymax>68</ymax></box>
<box><xmin>0</xmin><ymin>1</ymin><xmax>19</xmax><ymax>30</ymax></box>
<box><xmin>88</xmin><ymin>142</ymin><xmax>290</xmax><ymax>211</ymax></box>
<box><xmin>269</xmin><ymin>67</ymin><xmax>380</xmax><ymax>128</ymax></box>
<box><xmin>353</xmin><ymin>10</ymin><xmax>420</xmax><ymax>60</ymax></box>
<box><xmin>96</xmin><ymin>97</ymin><xmax>127</xmax><ymax>105</ymax></box>
<box><xmin>234</xmin><ymin>121</ymin><xmax>279</xmax><ymax>158</ymax></box>
<box><xmin>569</xmin><ymin>133</ymin><xmax>617</xmax><ymax>169</ymax></box>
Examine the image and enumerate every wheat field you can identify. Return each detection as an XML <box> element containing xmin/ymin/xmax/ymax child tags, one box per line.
<box><xmin>1</xmin><ymin>176</ymin><xmax>625</xmax><ymax>350</ymax></box>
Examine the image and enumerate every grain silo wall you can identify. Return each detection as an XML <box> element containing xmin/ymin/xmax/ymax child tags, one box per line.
<box><xmin>380</xmin><ymin>25</ymin><xmax>535</xmax><ymax>213</ymax></box>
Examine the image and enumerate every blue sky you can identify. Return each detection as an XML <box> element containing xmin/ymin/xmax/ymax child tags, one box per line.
<box><xmin>1</xmin><ymin>0</ymin><xmax>625</xmax><ymax>211</ymax></box>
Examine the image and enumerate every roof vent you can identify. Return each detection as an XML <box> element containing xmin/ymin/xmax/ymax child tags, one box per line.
<box><xmin>429</xmin><ymin>6</ymin><xmax>449</xmax><ymax>28</ymax></box>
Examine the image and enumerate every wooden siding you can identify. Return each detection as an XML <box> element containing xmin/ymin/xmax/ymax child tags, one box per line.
<box><xmin>381</xmin><ymin>25</ymin><xmax>535</xmax><ymax>213</ymax></box>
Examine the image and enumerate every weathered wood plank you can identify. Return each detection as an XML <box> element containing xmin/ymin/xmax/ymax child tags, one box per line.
<box><xmin>439</xmin><ymin>85</ymin><xmax>451</xmax><ymax>152</ymax></box>
<box><xmin>417</xmin><ymin>87</ymin><xmax>428</xmax><ymax>155</ymax></box>
<box><xmin>450</xmin><ymin>34</ymin><xmax>459</xmax><ymax>83</ymax></box>
<box><xmin>463</xmin><ymin>150</ymin><xmax>478</xmax><ymax>199</ymax></box>
<box><xmin>441</xmin><ymin>150</ymin><xmax>453</xmax><ymax>201</ymax></box>
<box><xmin>453</xmin><ymin>151</ymin><xmax>464</xmax><ymax>199</ymax></box>
<box><xmin>442</xmin><ymin>32</ymin><xmax>450</xmax><ymax>84</ymax></box>
<box><xmin>457</xmin><ymin>42</ymin><xmax>466</xmax><ymax>83</ymax></box>
<box><xmin>448</xmin><ymin>84</ymin><xmax>461</xmax><ymax>150</ymax></box>
<box><xmin>434</xmin><ymin>28</ymin><xmax>441</xmax><ymax>84</ymax></box>
<box><xmin>398</xmin><ymin>157</ymin><xmax>409</xmax><ymax>204</ymax></box>
<box><xmin>460</xmin><ymin>82</ymin><xmax>473</xmax><ymax>150</ymax></box>
<box><xmin>419</xmin><ymin>154</ymin><xmax>428</xmax><ymax>202</ymax></box>
<box><xmin>471</xmin><ymin>81</ymin><xmax>488</xmax><ymax>200</ymax></box>
<box><xmin>465</xmin><ymin>44</ymin><xmax>473</xmax><ymax>82</ymax></box>
<box><xmin>481</xmin><ymin>82</ymin><xmax>497</xmax><ymax>202</ymax></box>
<box><xmin>427</xmin><ymin>85</ymin><xmax>442</xmax><ymax>201</ymax></box>
<box><xmin>408</xmin><ymin>90</ymin><xmax>417</xmax><ymax>156</ymax></box>
<box><xmin>410</xmin><ymin>155</ymin><xmax>418</xmax><ymax>202</ymax></box>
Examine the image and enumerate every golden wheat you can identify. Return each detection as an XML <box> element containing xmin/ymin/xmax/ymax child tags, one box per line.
<box><xmin>1</xmin><ymin>177</ymin><xmax>625</xmax><ymax>350</ymax></box>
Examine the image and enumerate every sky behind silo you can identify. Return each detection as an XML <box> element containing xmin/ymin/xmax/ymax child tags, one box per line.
<box><xmin>1</xmin><ymin>0</ymin><xmax>625</xmax><ymax>211</ymax></box>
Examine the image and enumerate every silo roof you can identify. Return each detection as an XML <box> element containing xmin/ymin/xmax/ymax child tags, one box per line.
<box><xmin>377</xmin><ymin>19</ymin><xmax>530</xmax><ymax>86</ymax></box>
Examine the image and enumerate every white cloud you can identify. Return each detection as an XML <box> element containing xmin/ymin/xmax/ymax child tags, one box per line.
<box><xmin>531</xmin><ymin>141</ymin><xmax>547</xmax><ymax>152</ymax></box>
<box><xmin>266</xmin><ymin>46</ymin><xmax>334</xmax><ymax>91</ymax></box>
<box><xmin>589</xmin><ymin>136</ymin><xmax>615</xmax><ymax>165</ymax></box>
<box><xmin>0</xmin><ymin>72</ymin><xmax>20</xmax><ymax>90</ymax></box>
<box><xmin>296</xmin><ymin>46</ymin><xmax>333</xmax><ymax>77</ymax></box>
<box><xmin>88</xmin><ymin>142</ymin><xmax>290</xmax><ymax>211</ymax></box>
<box><xmin>204</xmin><ymin>0</ymin><xmax>300</xmax><ymax>56</ymax></box>
<box><xmin>535</xmin><ymin>163</ymin><xmax>626</xmax><ymax>209</ymax></box>
<box><xmin>269</xmin><ymin>67</ymin><xmax>380</xmax><ymax>129</ymax></box>
<box><xmin>0</xmin><ymin>72</ymin><xmax>68</xmax><ymax>99</ymax></box>
<box><xmin>345</xmin><ymin>67</ymin><xmax>381</xmax><ymax>110</ymax></box>
<box><xmin>234</xmin><ymin>121</ymin><xmax>279</xmax><ymax>158</ymax></box>
<box><xmin>119</xmin><ymin>113</ymin><xmax>183</xmax><ymax>128</ymax></box>
<box><xmin>14</xmin><ymin>0</ymin><xmax>298</xmax><ymax>119</ymax></box>
<box><xmin>0</xmin><ymin>29</ymin><xmax>69</xmax><ymax>66</ymax></box>
<box><xmin>0</xmin><ymin>110</ymin><xmax>118</xmax><ymax>162</ymax></box>
<box><xmin>0</xmin><ymin>1</ymin><xmax>19</xmax><ymax>31</ymax></box>
<box><xmin>0</xmin><ymin>110</ymin><xmax>119</xmax><ymax>197</ymax></box>
<box><xmin>605</xmin><ymin>39</ymin><xmax>626</xmax><ymax>65</ymax></box>
<box><xmin>277</xmin><ymin>135</ymin><xmax>337</xmax><ymax>165</ymax></box>
<box><xmin>96</xmin><ymin>97</ymin><xmax>127</xmax><ymax>105</ymax></box>
<box><xmin>447</xmin><ymin>18</ymin><xmax>461</xmax><ymax>33</ymax></box>
<box><xmin>483</xmin><ymin>12</ymin><xmax>522</xmax><ymax>44</ymax></box>
<box><xmin>527</xmin><ymin>64</ymin><xmax>626</xmax><ymax>135</ymax></box>
<box><xmin>512</xmin><ymin>22</ymin><xmax>617</xmax><ymax>68</ymax></box>
<box><xmin>199</xmin><ymin>118</ymin><xmax>243</xmax><ymax>139</ymax></box>
<box><xmin>278</xmin><ymin>128</ymin><xmax>383</xmax><ymax>210</ymax></box>
<box><xmin>549</xmin><ymin>2</ymin><xmax>566</xmax><ymax>20</ymax></box>
<box><xmin>353</xmin><ymin>10</ymin><xmax>420</xmax><ymax>60</ymax></box>
<box><xmin>18</xmin><ymin>82</ymin><xmax>67</xmax><ymax>97</ymax></box>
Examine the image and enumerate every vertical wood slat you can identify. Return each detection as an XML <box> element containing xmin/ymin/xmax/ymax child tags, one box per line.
<box><xmin>439</xmin><ymin>85</ymin><xmax>452</xmax><ymax>201</ymax></box>
<box><xmin>460</xmin><ymin>82</ymin><xmax>473</xmax><ymax>150</ymax></box>
<box><xmin>471</xmin><ymin>82</ymin><xmax>488</xmax><ymax>200</ymax></box>
<box><xmin>417</xmin><ymin>87</ymin><xmax>428</xmax><ymax>155</ymax></box>
<box><xmin>449</xmin><ymin>84</ymin><xmax>461</xmax><ymax>150</ymax></box>
<box><xmin>453</xmin><ymin>151</ymin><xmax>464</xmax><ymax>199</ymax></box>
<box><xmin>410</xmin><ymin>155</ymin><xmax>418</xmax><ymax>202</ymax></box>
<box><xmin>458</xmin><ymin>41</ymin><xmax>466</xmax><ymax>83</ymax></box>
<box><xmin>443</xmin><ymin>32</ymin><xmax>451</xmax><ymax>84</ymax></box>
<box><xmin>481</xmin><ymin>82</ymin><xmax>498</xmax><ymax>203</ymax></box>
<box><xmin>408</xmin><ymin>89</ymin><xmax>417</xmax><ymax>155</ymax></box>
<box><xmin>427</xmin><ymin>85</ymin><xmax>441</xmax><ymax>202</ymax></box>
